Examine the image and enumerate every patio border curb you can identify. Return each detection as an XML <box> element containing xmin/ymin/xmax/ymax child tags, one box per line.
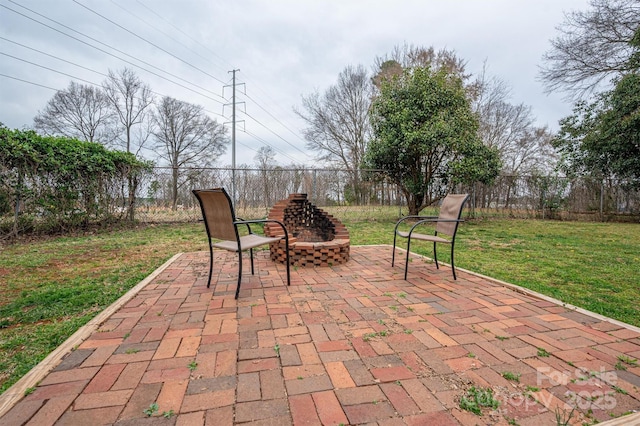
<box><xmin>454</xmin><ymin>264</ymin><xmax>640</xmax><ymax>334</ymax></box>
<box><xmin>388</xmin><ymin>244</ymin><xmax>640</xmax><ymax>334</ymax></box>
<box><xmin>0</xmin><ymin>252</ymin><xmax>184</xmax><ymax>419</ymax></box>
<box><xmin>454</xmin><ymin>265</ymin><xmax>640</xmax><ymax>425</ymax></box>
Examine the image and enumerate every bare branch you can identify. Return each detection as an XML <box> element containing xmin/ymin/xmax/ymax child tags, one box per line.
<box><xmin>539</xmin><ymin>0</ymin><xmax>640</xmax><ymax>99</ymax></box>
<box><xmin>295</xmin><ymin>65</ymin><xmax>373</xmax><ymax>202</ymax></box>
<box><xmin>33</xmin><ymin>81</ymin><xmax>115</xmax><ymax>144</ymax></box>
<box><xmin>474</xmin><ymin>66</ymin><xmax>556</xmax><ymax>174</ymax></box>
<box><xmin>103</xmin><ymin>67</ymin><xmax>155</xmax><ymax>154</ymax></box>
<box><xmin>152</xmin><ymin>96</ymin><xmax>228</xmax><ymax>209</ymax></box>
<box><xmin>373</xmin><ymin>43</ymin><xmax>471</xmax><ymax>87</ymax></box>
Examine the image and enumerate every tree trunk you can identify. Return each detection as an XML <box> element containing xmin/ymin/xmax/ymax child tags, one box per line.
<box><xmin>405</xmin><ymin>190</ymin><xmax>421</xmax><ymax>216</ymax></box>
<box><xmin>12</xmin><ymin>170</ymin><xmax>22</xmax><ymax>237</ymax></box>
<box><xmin>171</xmin><ymin>167</ymin><xmax>179</xmax><ymax>211</ymax></box>
<box><xmin>126</xmin><ymin>172</ymin><xmax>138</xmax><ymax>222</ymax></box>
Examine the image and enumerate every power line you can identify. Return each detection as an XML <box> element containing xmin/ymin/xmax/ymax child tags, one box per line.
<box><xmin>0</xmin><ymin>50</ymin><xmax>226</xmax><ymax>120</ymax></box>
<box><xmin>81</xmin><ymin>1</ymin><xmax>311</xmax><ymax>163</ymax></box>
<box><xmin>0</xmin><ymin>52</ymin><xmax>103</xmax><ymax>88</ymax></box>
<box><xmin>123</xmin><ymin>1</ymin><xmax>309</xmax><ymax>160</ymax></box>
<box><xmin>135</xmin><ymin>0</ymin><xmax>235</xmax><ymax>73</ymax></box>
<box><xmin>239</xmin><ymin>70</ymin><xmax>306</xmax><ymax>140</ymax></box>
<box><xmin>242</xmin><ymin>129</ymin><xmax>302</xmax><ymax>164</ymax></box>
<box><xmin>1</xmin><ymin>36</ymin><xmax>108</xmax><ymax>79</ymax></box>
<box><xmin>73</xmin><ymin>0</ymin><xmax>227</xmax><ymax>86</ymax></box>
<box><xmin>0</xmin><ymin>76</ymin><xmax>294</xmax><ymax>164</ymax></box>
<box><xmin>2</xmin><ymin>2</ymin><xmax>225</xmax><ymax>105</ymax></box>
<box><xmin>234</xmin><ymin>138</ymin><xmax>261</xmax><ymax>156</ymax></box>
<box><xmin>0</xmin><ymin>73</ymin><xmax>58</xmax><ymax>91</ymax></box>
<box><xmin>219</xmin><ymin>71</ymin><xmax>311</xmax><ymax>162</ymax></box>
<box><xmin>2</xmin><ymin>1</ymin><xmax>312</xmax><ymax>164</ymax></box>
<box><xmin>243</xmin><ymin>91</ymin><xmax>307</xmax><ymax>149</ymax></box>
<box><xmin>240</xmin><ymin>109</ymin><xmax>310</xmax><ymax>158</ymax></box>
<box><xmin>109</xmin><ymin>0</ymin><xmax>229</xmax><ymax>78</ymax></box>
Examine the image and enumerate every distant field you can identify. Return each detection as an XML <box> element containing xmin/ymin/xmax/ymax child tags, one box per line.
<box><xmin>0</xmin><ymin>218</ymin><xmax>638</xmax><ymax>394</ymax></box>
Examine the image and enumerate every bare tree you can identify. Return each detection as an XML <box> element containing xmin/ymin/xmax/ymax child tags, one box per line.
<box><xmin>296</xmin><ymin>65</ymin><xmax>373</xmax><ymax>203</ymax></box>
<box><xmin>102</xmin><ymin>68</ymin><xmax>154</xmax><ymax>156</ymax></box>
<box><xmin>152</xmin><ymin>96</ymin><xmax>227</xmax><ymax>210</ymax></box>
<box><xmin>255</xmin><ymin>146</ymin><xmax>277</xmax><ymax>209</ymax></box>
<box><xmin>539</xmin><ymin>0</ymin><xmax>640</xmax><ymax>99</ymax></box>
<box><xmin>34</xmin><ymin>81</ymin><xmax>115</xmax><ymax>144</ymax></box>
<box><xmin>507</xmin><ymin>127</ymin><xmax>556</xmax><ymax>175</ymax></box>
<box><xmin>474</xmin><ymin>67</ymin><xmax>557</xmax><ymax>173</ymax></box>
<box><xmin>255</xmin><ymin>145</ymin><xmax>276</xmax><ymax>169</ymax></box>
<box><xmin>103</xmin><ymin>68</ymin><xmax>155</xmax><ymax>220</ymax></box>
<box><xmin>474</xmin><ymin>72</ymin><xmax>530</xmax><ymax>156</ymax></box>
<box><xmin>473</xmin><ymin>68</ymin><xmax>556</xmax><ymax>207</ymax></box>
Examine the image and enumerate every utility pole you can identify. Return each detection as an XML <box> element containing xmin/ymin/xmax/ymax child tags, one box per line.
<box><xmin>224</xmin><ymin>69</ymin><xmax>245</xmax><ymax>207</ymax></box>
<box><xmin>229</xmin><ymin>69</ymin><xmax>239</xmax><ymax>206</ymax></box>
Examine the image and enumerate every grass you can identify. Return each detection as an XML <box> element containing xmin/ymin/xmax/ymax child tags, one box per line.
<box><xmin>459</xmin><ymin>386</ymin><xmax>500</xmax><ymax>415</ymax></box>
<box><xmin>0</xmin><ymin>223</ymin><xmax>207</xmax><ymax>394</ymax></box>
<box><xmin>457</xmin><ymin>219</ymin><xmax>640</xmax><ymax>326</ymax></box>
<box><xmin>0</xmin><ymin>218</ymin><xmax>639</xmax><ymax>394</ymax></box>
<box><xmin>501</xmin><ymin>371</ymin><xmax>521</xmax><ymax>382</ymax></box>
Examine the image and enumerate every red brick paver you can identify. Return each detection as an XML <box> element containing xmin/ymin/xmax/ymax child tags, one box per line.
<box><xmin>1</xmin><ymin>246</ymin><xmax>639</xmax><ymax>425</ymax></box>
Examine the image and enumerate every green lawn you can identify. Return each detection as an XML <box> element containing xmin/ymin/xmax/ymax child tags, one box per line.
<box><xmin>459</xmin><ymin>220</ymin><xmax>640</xmax><ymax>326</ymax></box>
<box><xmin>0</xmin><ymin>219</ymin><xmax>638</xmax><ymax>394</ymax></box>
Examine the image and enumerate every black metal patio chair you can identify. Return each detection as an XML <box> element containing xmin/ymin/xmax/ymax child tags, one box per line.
<box><xmin>192</xmin><ymin>187</ymin><xmax>290</xmax><ymax>299</ymax></box>
<box><xmin>392</xmin><ymin>193</ymin><xmax>469</xmax><ymax>280</ymax></box>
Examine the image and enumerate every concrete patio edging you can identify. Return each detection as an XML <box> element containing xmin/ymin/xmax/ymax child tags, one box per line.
<box><xmin>394</xmin><ymin>244</ymin><xmax>640</xmax><ymax>334</ymax></box>
<box><xmin>458</xmin><ymin>266</ymin><xmax>640</xmax><ymax>425</ymax></box>
<box><xmin>0</xmin><ymin>252</ymin><xmax>184</xmax><ymax>419</ymax></box>
<box><xmin>451</xmin><ymin>264</ymin><xmax>640</xmax><ymax>335</ymax></box>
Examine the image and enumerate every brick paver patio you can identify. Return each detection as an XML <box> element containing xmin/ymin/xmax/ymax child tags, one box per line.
<box><xmin>1</xmin><ymin>245</ymin><xmax>639</xmax><ymax>425</ymax></box>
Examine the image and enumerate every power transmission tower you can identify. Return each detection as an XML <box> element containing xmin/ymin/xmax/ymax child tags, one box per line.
<box><xmin>224</xmin><ymin>69</ymin><xmax>245</xmax><ymax>205</ymax></box>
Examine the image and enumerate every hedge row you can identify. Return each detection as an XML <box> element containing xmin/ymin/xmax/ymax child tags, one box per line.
<box><xmin>0</xmin><ymin>126</ymin><xmax>151</xmax><ymax>236</ymax></box>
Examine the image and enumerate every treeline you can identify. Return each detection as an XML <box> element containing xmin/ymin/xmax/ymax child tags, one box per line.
<box><xmin>0</xmin><ymin>126</ymin><xmax>150</xmax><ymax>237</ymax></box>
<box><xmin>139</xmin><ymin>166</ymin><xmax>639</xmax><ymax>221</ymax></box>
<box><xmin>32</xmin><ymin>68</ymin><xmax>228</xmax><ymax>214</ymax></box>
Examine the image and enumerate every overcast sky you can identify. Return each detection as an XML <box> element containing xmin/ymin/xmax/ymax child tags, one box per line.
<box><xmin>1</xmin><ymin>0</ymin><xmax>591</xmax><ymax>167</ymax></box>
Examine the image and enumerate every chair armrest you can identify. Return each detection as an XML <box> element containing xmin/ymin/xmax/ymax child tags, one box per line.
<box><xmin>407</xmin><ymin>218</ymin><xmax>464</xmax><ymax>236</ymax></box>
<box><xmin>394</xmin><ymin>215</ymin><xmax>438</xmax><ymax>234</ymax></box>
<box><xmin>396</xmin><ymin>215</ymin><xmax>438</xmax><ymax>224</ymax></box>
<box><xmin>234</xmin><ymin>217</ymin><xmax>255</xmax><ymax>234</ymax></box>
<box><xmin>234</xmin><ymin>219</ymin><xmax>289</xmax><ymax>240</ymax></box>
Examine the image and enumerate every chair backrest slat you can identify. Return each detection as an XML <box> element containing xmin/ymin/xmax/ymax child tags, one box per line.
<box><xmin>193</xmin><ymin>188</ymin><xmax>238</xmax><ymax>241</ymax></box>
<box><xmin>435</xmin><ymin>194</ymin><xmax>469</xmax><ymax>237</ymax></box>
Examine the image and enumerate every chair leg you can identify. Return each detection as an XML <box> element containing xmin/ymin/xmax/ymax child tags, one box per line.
<box><xmin>392</xmin><ymin>232</ymin><xmax>398</xmax><ymax>266</ymax></box>
<box><xmin>433</xmin><ymin>241</ymin><xmax>439</xmax><ymax>270</ymax></box>
<box><xmin>404</xmin><ymin>237</ymin><xmax>411</xmax><ymax>280</ymax></box>
<box><xmin>284</xmin><ymin>238</ymin><xmax>291</xmax><ymax>286</ymax></box>
<box><xmin>235</xmin><ymin>250</ymin><xmax>243</xmax><ymax>299</ymax></box>
<box><xmin>249</xmin><ymin>248</ymin><xmax>255</xmax><ymax>275</ymax></box>
<box><xmin>207</xmin><ymin>241</ymin><xmax>214</xmax><ymax>288</ymax></box>
<box><xmin>450</xmin><ymin>242</ymin><xmax>457</xmax><ymax>280</ymax></box>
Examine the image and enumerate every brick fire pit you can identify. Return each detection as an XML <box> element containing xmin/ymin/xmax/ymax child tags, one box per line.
<box><xmin>265</xmin><ymin>193</ymin><xmax>349</xmax><ymax>267</ymax></box>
